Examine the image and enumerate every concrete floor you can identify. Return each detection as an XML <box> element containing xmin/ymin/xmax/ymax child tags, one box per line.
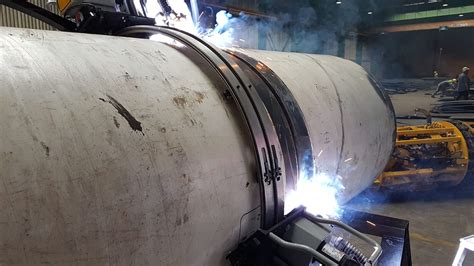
<box><xmin>389</xmin><ymin>90</ymin><xmax>438</xmax><ymax>117</ymax></box>
<box><xmin>346</xmin><ymin>90</ymin><xmax>474</xmax><ymax>266</ymax></box>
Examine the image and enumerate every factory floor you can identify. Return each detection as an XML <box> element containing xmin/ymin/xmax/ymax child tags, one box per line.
<box><xmin>389</xmin><ymin>90</ymin><xmax>438</xmax><ymax>116</ymax></box>
<box><xmin>347</xmin><ymin>90</ymin><xmax>474</xmax><ymax>266</ymax></box>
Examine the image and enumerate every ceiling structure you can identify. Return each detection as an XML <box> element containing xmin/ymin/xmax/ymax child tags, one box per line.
<box><xmin>341</xmin><ymin>0</ymin><xmax>474</xmax><ymax>33</ymax></box>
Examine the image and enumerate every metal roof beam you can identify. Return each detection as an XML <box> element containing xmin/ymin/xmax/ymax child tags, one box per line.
<box><xmin>386</xmin><ymin>5</ymin><xmax>474</xmax><ymax>22</ymax></box>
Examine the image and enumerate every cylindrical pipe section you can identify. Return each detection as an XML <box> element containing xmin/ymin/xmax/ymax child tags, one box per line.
<box><xmin>0</xmin><ymin>27</ymin><xmax>394</xmax><ymax>265</ymax></box>
<box><xmin>235</xmin><ymin>50</ymin><xmax>395</xmax><ymax>202</ymax></box>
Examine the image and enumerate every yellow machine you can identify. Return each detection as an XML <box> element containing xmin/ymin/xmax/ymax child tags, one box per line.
<box><xmin>375</xmin><ymin>120</ymin><xmax>474</xmax><ymax>190</ymax></box>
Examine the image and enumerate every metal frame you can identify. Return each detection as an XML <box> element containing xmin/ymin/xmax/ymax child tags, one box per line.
<box><xmin>228</xmin><ymin>207</ymin><xmax>408</xmax><ymax>266</ymax></box>
<box><xmin>116</xmin><ymin>25</ymin><xmax>286</xmax><ymax>229</ymax></box>
<box><xmin>342</xmin><ymin>209</ymin><xmax>412</xmax><ymax>266</ymax></box>
<box><xmin>226</xmin><ymin>50</ymin><xmax>314</xmax><ymax>193</ymax></box>
<box><xmin>268</xmin><ymin>232</ymin><xmax>337</xmax><ymax>266</ymax></box>
<box><xmin>375</xmin><ymin>120</ymin><xmax>469</xmax><ymax>189</ymax></box>
<box><xmin>305</xmin><ymin>212</ymin><xmax>382</xmax><ymax>265</ymax></box>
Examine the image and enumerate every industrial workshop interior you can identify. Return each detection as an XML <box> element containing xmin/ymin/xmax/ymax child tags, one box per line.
<box><xmin>3</xmin><ymin>0</ymin><xmax>474</xmax><ymax>265</ymax></box>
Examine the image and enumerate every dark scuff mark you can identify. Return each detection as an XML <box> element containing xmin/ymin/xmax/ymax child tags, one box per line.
<box><xmin>183</xmin><ymin>213</ymin><xmax>189</xmax><ymax>223</ymax></box>
<box><xmin>123</xmin><ymin>72</ymin><xmax>132</xmax><ymax>80</ymax></box>
<box><xmin>103</xmin><ymin>95</ymin><xmax>144</xmax><ymax>134</ymax></box>
<box><xmin>155</xmin><ymin>50</ymin><xmax>167</xmax><ymax>61</ymax></box>
<box><xmin>98</xmin><ymin>98</ymin><xmax>106</xmax><ymax>102</ymax></box>
<box><xmin>40</xmin><ymin>141</ymin><xmax>49</xmax><ymax>157</ymax></box>
<box><xmin>163</xmin><ymin>78</ymin><xmax>171</xmax><ymax>87</ymax></box>
<box><xmin>113</xmin><ymin>116</ymin><xmax>120</xmax><ymax>128</ymax></box>
<box><xmin>246</xmin><ymin>182</ymin><xmax>250</xmax><ymax>188</ymax></box>
<box><xmin>139</xmin><ymin>114</ymin><xmax>152</xmax><ymax>120</ymax></box>
<box><xmin>173</xmin><ymin>96</ymin><xmax>186</xmax><ymax>108</ymax></box>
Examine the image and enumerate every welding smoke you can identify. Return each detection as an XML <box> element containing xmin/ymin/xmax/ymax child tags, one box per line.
<box><xmin>145</xmin><ymin>0</ymin><xmax>365</xmax><ymax>57</ymax></box>
<box><xmin>201</xmin><ymin>11</ymin><xmax>236</xmax><ymax>48</ymax></box>
<box><xmin>214</xmin><ymin>10</ymin><xmax>231</xmax><ymax>33</ymax></box>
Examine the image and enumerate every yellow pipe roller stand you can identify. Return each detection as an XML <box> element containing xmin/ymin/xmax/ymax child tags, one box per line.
<box><xmin>375</xmin><ymin>121</ymin><xmax>474</xmax><ymax>191</ymax></box>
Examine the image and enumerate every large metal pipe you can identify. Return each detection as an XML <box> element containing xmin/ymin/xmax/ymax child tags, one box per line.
<box><xmin>0</xmin><ymin>27</ymin><xmax>395</xmax><ymax>265</ymax></box>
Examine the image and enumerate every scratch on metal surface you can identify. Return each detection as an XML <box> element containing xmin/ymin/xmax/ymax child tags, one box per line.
<box><xmin>39</xmin><ymin>141</ymin><xmax>49</xmax><ymax>157</ymax></box>
<box><xmin>113</xmin><ymin>116</ymin><xmax>120</xmax><ymax>128</ymax></box>
<box><xmin>307</xmin><ymin>55</ymin><xmax>346</xmax><ymax>175</ymax></box>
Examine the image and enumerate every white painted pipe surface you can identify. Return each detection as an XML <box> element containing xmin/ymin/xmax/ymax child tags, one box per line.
<box><xmin>0</xmin><ymin>27</ymin><xmax>395</xmax><ymax>265</ymax></box>
<box><xmin>241</xmin><ymin>50</ymin><xmax>395</xmax><ymax>201</ymax></box>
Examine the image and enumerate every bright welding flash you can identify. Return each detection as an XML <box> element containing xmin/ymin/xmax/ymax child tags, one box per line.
<box><xmin>285</xmin><ymin>172</ymin><xmax>344</xmax><ymax>218</ymax></box>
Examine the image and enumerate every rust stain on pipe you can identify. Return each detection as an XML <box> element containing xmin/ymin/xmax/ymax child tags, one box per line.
<box><xmin>173</xmin><ymin>96</ymin><xmax>187</xmax><ymax>108</ymax></box>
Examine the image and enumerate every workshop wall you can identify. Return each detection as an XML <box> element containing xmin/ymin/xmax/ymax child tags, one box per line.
<box><xmin>0</xmin><ymin>0</ymin><xmax>58</xmax><ymax>30</ymax></box>
<box><xmin>366</xmin><ymin>27</ymin><xmax>474</xmax><ymax>79</ymax></box>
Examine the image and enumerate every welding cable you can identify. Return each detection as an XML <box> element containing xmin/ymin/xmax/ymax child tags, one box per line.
<box><xmin>326</xmin><ymin>235</ymin><xmax>368</xmax><ymax>265</ymax></box>
<box><xmin>268</xmin><ymin>233</ymin><xmax>337</xmax><ymax>266</ymax></box>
